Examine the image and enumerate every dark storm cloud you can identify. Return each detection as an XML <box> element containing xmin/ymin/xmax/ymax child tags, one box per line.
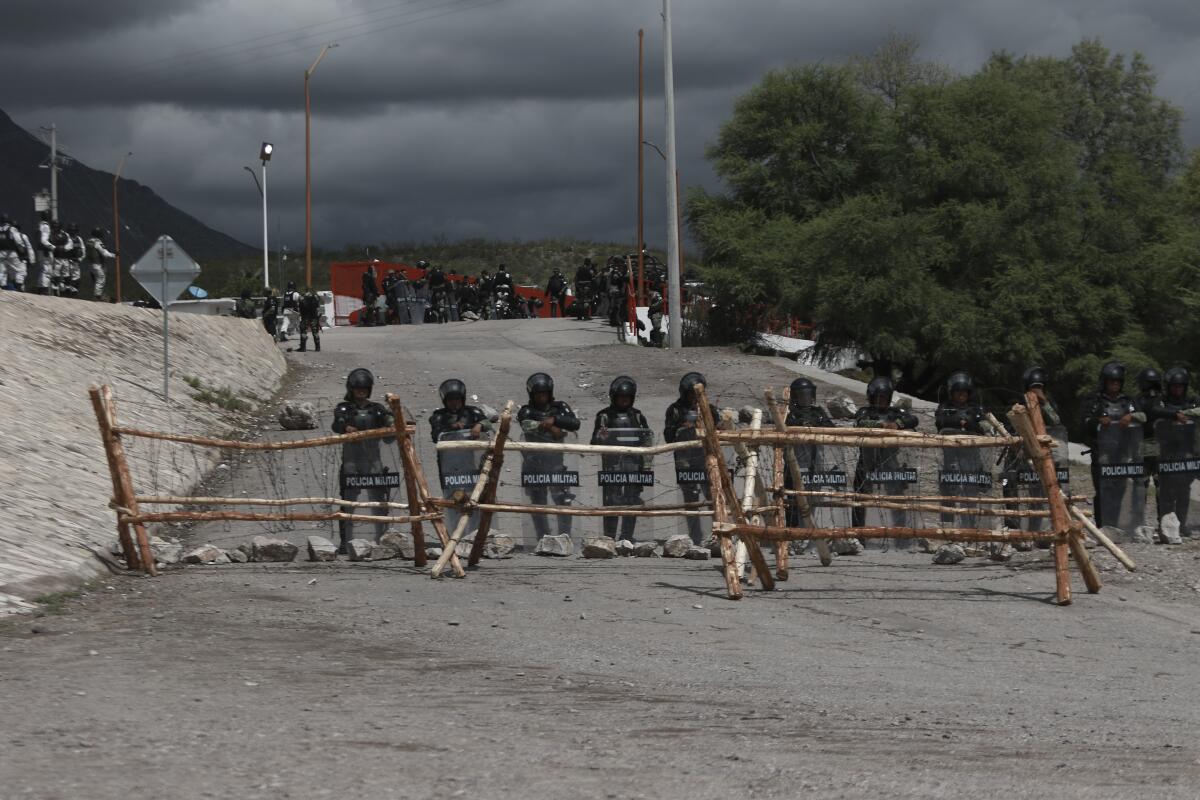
<box><xmin>0</xmin><ymin>0</ymin><xmax>215</xmax><ymax>44</ymax></box>
<box><xmin>5</xmin><ymin>1</ymin><xmax>1200</xmax><ymax>251</ymax></box>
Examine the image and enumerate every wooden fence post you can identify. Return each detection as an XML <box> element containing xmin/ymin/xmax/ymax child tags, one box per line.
<box><xmin>385</xmin><ymin>395</ymin><xmax>427</xmax><ymax>566</ymax></box>
<box><xmin>467</xmin><ymin>402</ymin><xmax>515</xmax><ymax>566</ymax></box>
<box><xmin>765</xmin><ymin>388</ymin><xmax>833</xmax><ymax>567</ymax></box>
<box><xmin>89</xmin><ymin>385</ymin><xmax>139</xmax><ymax>571</ymax></box>
<box><xmin>101</xmin><ymin>385</ymin><xmax>156</xmax><ymax>575</ymax></box>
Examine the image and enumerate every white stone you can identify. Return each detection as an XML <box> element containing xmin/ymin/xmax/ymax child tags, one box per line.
<box><xmin>346</xmin><ymin>539</ymin><xmax>374</xmax><ymax>562</ymax></box>
<box><xmin>535</xmin><ymin>535</ymin><xmax>573</xmax><ymax>557</ymax></box>
<box><xmin>225</xmin><ymin>549</ymin><xmax>248</xmax><ymax>564</ymax></box>
<box><xmin>306</xmin><ymin>536</ymin><xmax>339</xmax><ymax>562</ymax></box>
<box><xmin>661</xmin><ymin>535</ymin><xmax>693</xmax><ymax>558</ymax></box>
<box><xmin>369</xmin><ymin>542</ymin><xmax>399</xmax><ymax>561</ymax></box>
<box><xmin>826</xmin><ymin>395</ymin><xmax>858</xmax><ymax>420</ymax></box>
<box><xmin>1160</xmin><ymin>513</ymin><xmax>1182</xmax><ymax>545</ymax></box>
<box><xmin>933</xmin><ymin>544</ymin><xmax>966</xmax><ymax>564</ymax></box>
<box><xmin>582</xmin><ymin>537</ymin><xmax>617</xmax><ymax>559</ymax></box>
<box><xmin>251</xmin><ymin>536</ymin><xmax>299</xmax><ymax>563</ymax></box>
<box><xmin>182</xmin><ymin>544</ymin><xmax>223</xmax><ymax>564</ymax></box>
<box><xmin>633</xmin><ymin>541</ymin><xmax>660</xmax><ymax>557</ymax></box>
<box><xmin>379</xmin><ymin>531</ymin><xmax>416</xmax><ymax>560</ymax></box>
<box><xmin>615</xmin><ymin>539</ymin><xmax>636</xmax><ymax>557</ymax></box>
<box><xmin>831</xmin><ymin>538</ymin><xmax>864</xmax><ymax>556</ymax></box>
<box><xmin>683</xmin><ymin>546</ymin><xmax>711</xmax><ymax>560</ymax></box>
<box><xmin>278</xmin><ymin>401</ymin><xmax>317</xmax><ymax>430</ymax></box>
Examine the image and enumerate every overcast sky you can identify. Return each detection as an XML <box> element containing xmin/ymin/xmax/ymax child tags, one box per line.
<box><xmin>6</xmin><ymin>0</ymin><xmax>1200</xmax><ymax>251</ymax></box>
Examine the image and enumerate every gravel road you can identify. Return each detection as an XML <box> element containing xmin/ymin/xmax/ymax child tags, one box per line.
<box><xmin>3</xmin><ymin>318</ymin><xmax>1199</xmax><ymax>799</ymax></box>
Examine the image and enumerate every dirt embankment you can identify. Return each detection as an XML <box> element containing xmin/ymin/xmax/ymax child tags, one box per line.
<box><xmin>0</xmin><ymin>292</ymin><xmax>286</xmax><ymax>612</ymax></box>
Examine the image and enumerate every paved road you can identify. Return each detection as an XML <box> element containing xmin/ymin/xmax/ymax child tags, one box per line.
<box><xmin>3</xmin><ymin>319</ymin><xmax>1199</xmax><ymax>800</ymax></box>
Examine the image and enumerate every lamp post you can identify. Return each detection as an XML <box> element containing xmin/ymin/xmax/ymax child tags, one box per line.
<box><xmin>662</xmin><ymin>0</ymin><xmax>682</xmax><ymax>349</ymax></box>
<box><xmin>305</xmin><ymin>43</ymin><xmax>336</xmax><ymax>290</ymax></box>
<box><xmin>259</xmin><ymin>142</ymin><xmax>273</xmax><ymax>290</ymax></box>
<box><xmin>113</xmin><ymin>151</ymin><xmax>131</xmax><ymax>303</ymax></box>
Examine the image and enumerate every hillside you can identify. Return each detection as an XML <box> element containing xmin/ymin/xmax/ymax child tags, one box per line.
<box><xmin>0</xmin><ymin>108</ymin><xmax>254</xmax><ymax>284</ymax></box>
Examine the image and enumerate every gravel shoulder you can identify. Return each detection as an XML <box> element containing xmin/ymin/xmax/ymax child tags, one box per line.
<box><xmin>3</xmin><ymin>319</ymin><xmax>1198</xmax><ymax>799</ymax></box>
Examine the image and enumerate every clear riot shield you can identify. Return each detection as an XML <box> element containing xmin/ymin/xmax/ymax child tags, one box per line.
<box><xmin>409</xmin><ymin>283</ymin><xmax>428</xmax><ymax>325</ymax></box>
<box><xmin>937</xmin><ymin>429</ymin><xmax>992</xmax><ymax>530</ymax></box>
<box><xmin>855</xmin><ymin>445</ymin><xmax>918</xmax><ymax>548</ymax></box>
<box><xmin>791</xmin><ymin>440</ymin><xmax>852</xmax><ymax>530</ymax></box>
<box><xmin>1018</xmin><ymin>424</ymin><xmax>1070</xmax><ymax>533</ymax></box>
<box><xmin>437</xmin><ymin>430</ymin><xmax>487</xmax><ymax>543</ymax></box>
<box><xmin>1095</xmin><ymin>422</ymin><xmax>1146</xmax><ymax>535</ymax></box>
<box><xmin>595</xmin><ymin>427</ymin><xmax>654</xmax><ymax>542</ymax></box>
<box><xmin>672</xmin><ymin>410</ymin><xmax>713</xmax><ymax>545</ymax></box>
<box><xmin>1155</xmin><ymin>419</ymin><xmax>1198</xmax><ymax>529</ymax></box>
<box><xmin>519</xmin><ymin>427</ymin><xmax>580</xmax><ymax>547</ymax></box>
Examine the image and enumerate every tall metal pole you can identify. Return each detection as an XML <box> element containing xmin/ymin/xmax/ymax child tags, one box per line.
<box><xmin>113</xmin><ymin>151</ymin><xmax>131</xmax><ymax>303</ymax></box>
<box><xmin>160</xmin><ymin>237</ymin><xmax>169</xmax><ymax>401</ymax></box>
<box><xmin>261</xmin><ymin>160</ymin><xmax>270</xmax><ymax>290</ymax></box>
<box><xmin>49</xmin><ymin>125</ymin><xmax>59</xmax><ymax>222</ymax></box>
<box><xmin>636</xmin><ymin>28</ymin><xmax>646</xmax><ymax>306</ymax></box>
<box><xmin>662</xmin><ymin>0</ymin><xmax>682</xmax><ymax>349</ymax></box>
<box><xmin>305</xmin><ymin>43</ymin><xmax>335</xmax><ymax>290</ymax></box>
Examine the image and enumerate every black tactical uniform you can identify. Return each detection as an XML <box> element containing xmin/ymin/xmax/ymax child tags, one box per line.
<box><xmin>1134</xmin><ymin>367</ymin><xmax>1164</xmax><ymax>513</ymax></box>
<box><xmin>1147</xmin><ymin>367</ymin><xmax>1199</xmax><ymax>531</ymax></box>
<box><xmin>783</xmin><ymin>377</ymin><xmax>835</xmax><ymax>527</ymax></box>
<box><xmin>518</xmin><ymin>373</ymin><xmax>581</xmax><ymax>539</ymax></box>
<box><xmin>1080</xmin><ymin>361</ymin><xmax>1138</xmax><ymax>528</ymax></box>
<box><xmin>851</xmin><ymin>376</ymin><xmax>919</xmax><ymax>527</ymax></box>
<box><xmin>298</xmin><ymin>289</ymin><xmax>322</xmax><ymax>352</ymax></box>
<box><xmin>546</xmin><ymin>269</ymin><xmax>567</xmax><ymax>317</ymax></box>
<box><xmin>430</xmin><ymin>379</ymin><xmax>493</xmax><ymax>538</ymax></box>
<box><xmin>663</xmin><ymin>372</ymin><xmax>719</xmax><ymax>544</ymax></box>
<box><xmin>261</xmin><ymin>292</ymin><xmax>279</xmax><ymax>338</ymax></box>
<box><xmin>592</xmin><ymin>376</ymin><xmax>653</xmax><ymax>541</ymax></box>
<box><xmin>573</xmin><ymin>260</ymin><xmax>595</xmax><ymax>320</ymax></box>
<box><xmin>332</xmin><ymin>369</ymin><xmax>395</xmax><ymax>551</ymax></box>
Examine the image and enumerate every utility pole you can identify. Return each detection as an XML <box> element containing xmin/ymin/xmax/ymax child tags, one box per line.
<box><xmin>305</xmin><ymin>43</ymin><xmax>336</xmax><ymax>290</ymax></box>
<box><xmin>113</xmin><ymin>151</ymin><xmax>131</xmax><ymax>303</ymax></box>
<box><xmin>636</xmin><ymin>28</ymin><xmax>646</xmax><ymax>305</ymax></box>
<box><xmin>38</xmin><ymin>125</ymin><xmax>62</xmax><ymax>222</ymax></box>
<box><xmin>662</xmin><ymin>0</ymin><xmax>683</xmax><ymax>349</ymax></box>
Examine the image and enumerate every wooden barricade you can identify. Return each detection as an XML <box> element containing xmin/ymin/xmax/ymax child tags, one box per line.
<box><xmin>89</xmin><ymin>384</ymin><xmax>451</xmax><ymax>574</ymax></box>
<box><xmin>698</xmin><ymin>385</ymin><xmax>1101</xmax><ymax>605</ymax></box>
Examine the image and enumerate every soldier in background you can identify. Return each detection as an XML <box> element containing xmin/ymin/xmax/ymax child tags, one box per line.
<box><xmin>235</xmin><ymin>288</ymin><xmax>257</xmax><ymax>319</ymax></box>
<box><xmin>34</xmin><ymin>211</ymin><xmax>54</xmax><ymax>294</ymax></box>
<box><xmin>297</xmin><ymin>287</ymin><xmax>322</xmax><ymax>352</ymax></box>
<box><xmin>261</xmin><ymin>288</ymin><xmax>280</xmax><ymax>339</ymax></box>
<box><xmin>0</xmin><ymin>214</ymin><xmax>26</xmax><ymax>291</ymax></box>
<box><xmin>63</xmin><ymin>223</ymin><xmax>85</xmax><ymax>299</ymax></box>
<box><xmin>48</xmin><ymin>218</ymin><xmax>73</xmax><ymax>296</ymax></box>
<box><xmin>85</xmin><ymin>227</ymin><xmax>116</xmax><ymax>300</ymax></box>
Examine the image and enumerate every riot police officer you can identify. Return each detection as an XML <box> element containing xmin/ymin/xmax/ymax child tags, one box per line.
<box><xmin>360</xmin><ymin>264</ymin><xmax>379</xmax><ymax>326</ymax></box>
<box><xmin>1081</xmin><ymin>361</ymin><xmax>1138</xmax><ymax>528</ymax></box>
<box><xmin>85</xmin><ymin>227</ymin><xmax>116</xmax><ymax>300</ymax></box>
<box><xmin>592</xmin><ymin>376</ymin><xmax>654</xmax><ymax>541</ymax></box>
<box><xmin>664</xmin><ymin>372</ymin><xmax>720</xmax><ymax>544</ymax></box>
<box><xmin>431</xmin><ymin>379</ymin><xmax>493</xmax><ymax>537</ymax></box>
<box><xmin>332</xmin><ymin>368</ymin><xmax>395</xmax><ymax>553</ymax></box>
<box><xmin>646</xmin><ymin>291</ymin><xmax>665</xmax><ymax>348</ymax></box>
<box><xmin>1149</xmin><ymin>368</ymin><xmax>1199</xmax><ymax>537</ymax></box>
<box><xmin>546</xmin><ymin>268</ymin><xmax>567</xmax><ymax>317</ymax></box>
<box><xmin>261</xmin><ymin>289</ymin><xmax>280</xmax><ymax>338</ymax></box>
<box><xmin>606</xmin><ymin>257</ymin><xmax>629</xmax><ymax>327</ymax></box>
<box><xmin>1000</xmin><ymin>366</ymin><xmax>1064</xmax><ymax>547</ymax></box>
<box><xmin>934</xmin><ymin>371</ymin><xmax>997</xmax><ymax>435</ymax></box>
<box><xmin>1134</xmin><ymin>367</ymin><xmax>1164</xmax><ymax>514</ymax></box>
<box><xmin>851</xmin><ymin>376</ymin><xmax>919</xmax><ymax>528</ymax></box>
<box><xmin>297</xmin><ymin>287</ymin><xmax>322</xmax><ymax>352</ymax></box>
<box><xmin>573</xmin><ymin>259</ymin><xmax>595</xmax><ymax>320</ymax></box>
<box><xmin>517</xmin><ymin>373</ymin><xmax>581</xmax><ymax>540</ymax></box>
<box><xmin>280</xmin><ymin>280</ymin><xmax>301</xmax><ymax>341</ymax></box>
<box><xmin>783</xmin><ymin>377</ymin><xmax>836</xmax><ymax>527</ymax></box>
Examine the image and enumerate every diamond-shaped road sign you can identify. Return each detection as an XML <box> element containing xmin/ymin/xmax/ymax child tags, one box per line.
<box><xmin>130</xmin><ymin>235</ymin><xmax>201</xmax><ymax>305</ymax></box>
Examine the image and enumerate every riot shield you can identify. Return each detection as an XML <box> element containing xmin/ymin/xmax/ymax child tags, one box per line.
<box><xmin>595</xmin><ymin>427</ymin><xmax>654</xmax><ymax>542</ymax></box>
<box><xmin>438</xmin><ymin>430</ymin><xmax>487</xmax><ymax>543</ymax></box>
<box><xmin>1155</xmin><ymin>419</ymin><xmax>1197</xmax><ymax>530</ymax></box>
<box><xmin>937</xmin><ymin>429</ymin><xmax>992</xmax><ymax>530</ymax></box>
<box><xmin>1095</xmin><ymin>422</ymin><xmax>1146</xmax><ymax>535</ymax></box>
<box><xmin>855</xmin><ymin>445</ymin><xmax>918</xmax><ymax>548</ymax></box>
<box><xmin>409</xmin><ymin>283</ymin><xmax>427</xmax><ymax>325</ymax></box>
<box><xmin>672</xmin><ymin>411</ymin><xmax>713</xmax><ymax>545</ymax></box>
<box><xmin>789</xmin><ymin>441</ymin><xmax>852</xmax><ymax>530</ymax></box>
<box><xmin>519</xmin><ymin>428</ymin><xmax>580</xmax><ymax>547</ymax></box>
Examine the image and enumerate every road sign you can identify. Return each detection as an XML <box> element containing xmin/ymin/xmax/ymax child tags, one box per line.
<box><xmin>130</xmin><ymin>235</ymin><xmax>201</xmax><ymax>306</ymax></box>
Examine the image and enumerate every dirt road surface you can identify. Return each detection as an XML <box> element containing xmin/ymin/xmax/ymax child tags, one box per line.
<box><xmin>4</xmin><ymin>319</ymin><xmax>1199</xmax><ymax>799</ymax></box>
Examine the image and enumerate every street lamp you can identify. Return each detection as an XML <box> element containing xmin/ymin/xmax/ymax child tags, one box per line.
<box><xmin>259</xmin><ymin>142</ymin><xmax>273</xmax><ymax>290</ymax></box>
<box><xmin>305</xmin><ymin>43</ymin><xmax>337</xmax><ymax>290</ymax></box>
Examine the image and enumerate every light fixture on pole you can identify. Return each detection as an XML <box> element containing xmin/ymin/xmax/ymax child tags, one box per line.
<box><xmin>113</xmin><ymin>151</ymin><xmax>132</xmax><ymax>303</ymax></box>
<box><xmin>305</xmin><ymin>43</ymin><xmax>337</xmax><ymax>290</ymax></box>
<box><xmin>259</xmin><ymin>142</ymin><xmax>273</xmax><ymax>290</ymax></box>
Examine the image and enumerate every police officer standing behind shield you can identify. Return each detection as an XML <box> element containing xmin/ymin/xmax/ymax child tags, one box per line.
<box><xmin>518</xmin><ymin>373</ymin><xmax>581</xmax><ymax>539</ymax></box>
<box><xmin>1149</xmin><ymin>367</ymin><xmax>1200</xmax><ymax>538</ymax></box>
<box><xmin>850</xmin><ymin>376</ymin><xmax>919</xmax><ymax>529</ymax></box>
<box><xmin>1081</xmin><ymin>361</ymin><xmax>1138</xmax><ymax>528</ymax></box>
<box><xmin>664</xmin><ymin>372</ymin><xmax>720</xmax><ymax>544</ymax></box>
<box><xmin>332</xmin><ymin>369</ymin><xmax>395</xmax><ymax>554</ymax></box>
<box><xmin>592</xmin><ymin>376</ymin><xmax>654</xmax><ymax>541</ymax></box>
<box><xmin>783</xmin><ymin>377</ymin><xmax>836</xmax><ymax>527</ymax></box>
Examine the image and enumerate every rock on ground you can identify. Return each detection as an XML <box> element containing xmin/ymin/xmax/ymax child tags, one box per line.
<box><xmin>0</xmin><ymin>292</ymin><xmax>285</xmax><ymax>613</ymax></box>
<box><xmin>182</xmin><ymin>544</ymin><xmax>224</xmax><ymax>565</ymax></box>
<box><xmin>251</xmin><ymin>537</ymin><xmax>299</xmax><ymax>563</ymax></box>
<box><xmin>832</xmin><ymin>538</ymin><xmax>865</xmax><ymax>556</ymax></box>
<box><xmin>826</xmin><ymin>394</ymin><xmax>858</xmax><ymax>420</ymax></box>
<box><xmin>370</xmin><ymin>542</ymin><xmax>399</xmax><ymax>561</ymax></box>
<box><xmin>306</xmin><ymin>536</ymin><xmax>339</xmax><ymax>562</ymax></box>
<box><xmin>278</xmin><ymin>401</ymin><xmax>317</xmax><ymax>430</ymax></box>
<box><xmin>662</xmin><ymin>534</ymin><xmax>693</xmax><ymax>558</ymax></box>
<box><xmin>933</xmin><ymin>544</ymin><xmax>967</xmax><ymax>565</ymax></box>
<box><xmin>684</xmin><ymin>546</ymin><xmax>711</xmax><ymax>560</ymax></box>
<box><xmin>633</xmin><ymin>541</ymin><xmax>661</xmax><ymax>557</ymax></box>
<box><xmin>1160</xmin><ymin>513</ymin><xmax>1182</xmax><ymax>545</ymax></box>
<box><xmin>1131</xmin><ymin>526</ymin><xmax>1158</xmax><ymax>545</ymax></box>
<box><xmin>379</xmin><ymin>531</ymin><xmax>416</xmax><ymax>560</ymax></box>
<box><xmin>582</xmin><ymin>537</ymin><xmax>617</xmax><ymax>559</ymax></box>
<box><xmin>488</xmin><ymin>534</ymin><xmax>517</xmax><ymax>557</ymax></box>
<box><xmin>615</xmin><ymin>539</ymin><xmax>636</xmax><ymax>557</ymax></box>
<box><xmin>224</xmin><ymin>549</ymin><xmax>248</xmax><ymax>564</ymax></box>
<box><xmin>535</xmin><ymin>535</ymin><xmax>573</xmax><ymax>557</ymax></box>
<box><xmin>151</xmin><ymin>539</ymin><xmax>183</xmax><ymax>566</ymax></box>
<box><xmin>346</xmin><ymin>540</ymin><xmax>374</xmax><ymax>562</ymax></box>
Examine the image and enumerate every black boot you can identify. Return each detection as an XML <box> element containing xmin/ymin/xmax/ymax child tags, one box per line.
<box><xmin>298</xmin><ymin>339</ymin><xmax>307</xmax><ymax>352</ymax></box>
<box><xmin>314</xmin><ymin>339</ymin><xmax>321</xmax><ymax>352</ymax></box>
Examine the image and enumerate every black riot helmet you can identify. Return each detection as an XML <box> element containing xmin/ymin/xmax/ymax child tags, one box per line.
<box><xmin>438</xmin><ymin>378</ymin><xmax>466</xmax><ymax>404</ymax></box>
<box><xmin>416</xmin><ymin>260</ymin><xmax>429</xmax><ymax>270</ymax></box>
<box><xmin>679</xmin><ymin>371</ymin><xmax>706</xmax><ymax>399</ymax></box>
<box><xmin>345</xmin><ymin>368</ymin><xmax>375</xmax><ymax>400</ymax></box>
<box><xmin>609</xmin><ymin>375</ymin><xmax>637</xmax><ymax>404</ymax></box>
<box><xmin>1136</xmin><ymin>367</ymin><xmax>1162</xmax><ymax>393</ymax></box>
<box><xmin>1022</xmin><ymin>366</ymin><xmax>1047</xmax><ymax>391</ymax></box>
<box><xmin>789</xmin><ymin>377</ymin><xmax>817</xmax><ymax>408</ymax></box>
<box><xmin>1099</xmin><ymin>361</ymin><xmax>1126</xmax><ymax>391</ymax></box>
<box><xmin>39</xmin><ymin>210</ymin><xmax>51</xmax><ymax>223</ymax></box>
<box><xmin>526</xmin><ymin>372</ymin><xmax>554</xmax><ymax>399</ymax></box>
<box><xmin>91</xmin><ymin>226</ymin><xmax>104</xmax><ymax>238</ymax></box>
<box><xmin>1164</xmin><ymin>367</ymin><xmax>1189</xmax><ymax>394</ymax></box>
<box><xmin>866</xmin><ymin>376</ymin><xmax>894</xmax><ymax>407</ymax></box>
<box><xmin>287</xmin><ymin>280</ymin><xmax>296</xmax><ymax>292</ymax></box>
<box><xmin>946</xmin><ymin>371</ymin><xmax>973</xmax><ymax>397</ymax></box>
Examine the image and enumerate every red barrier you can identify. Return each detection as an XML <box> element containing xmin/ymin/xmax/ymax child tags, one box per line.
<box><xmin>330</xmin><ymin>261</ymin><xmax>554</xmax><ymax>325</ymax></box>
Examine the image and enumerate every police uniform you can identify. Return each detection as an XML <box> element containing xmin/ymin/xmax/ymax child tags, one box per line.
<box><xmin>332</xmin><ymin>396</ymin><xmax>395</xmax><ymax>548</ymax></box>
<box><xmin>592</xmin><ymin>403</ymin><xmax>653</xmax><ymax>540</ymax></box>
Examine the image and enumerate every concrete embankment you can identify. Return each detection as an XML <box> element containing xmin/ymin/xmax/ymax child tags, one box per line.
<box><xmin>0</xmin><ymin>292</ymin><xmax>286</xmax><ymax>613</ymax></box>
